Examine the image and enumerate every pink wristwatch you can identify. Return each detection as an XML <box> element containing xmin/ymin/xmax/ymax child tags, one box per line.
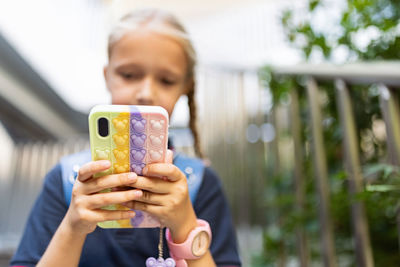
<box><xmin>165</xmin><ymin>219</ymin><xmax>212</xmax><ymax>267</ymax></box>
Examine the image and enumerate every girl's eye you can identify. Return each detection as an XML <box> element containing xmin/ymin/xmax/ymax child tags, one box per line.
<box><xmin>160</xmin><ymin>78</ymin><xmax>176</xmax><ymax>86</ymax></box>
<box><xmin>119</xmin><ymin>72</ymin><xmax>141</xmax><ymax>80</ymax></box>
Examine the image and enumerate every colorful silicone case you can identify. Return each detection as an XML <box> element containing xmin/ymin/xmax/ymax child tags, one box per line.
<box><xmin>88</xmin><ymin>105</ymin><xmax>169</xmax><ymax>228</ymax></box>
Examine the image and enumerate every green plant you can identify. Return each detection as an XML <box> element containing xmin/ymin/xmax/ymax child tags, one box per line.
<box><xmin>256</xmin><ymin>0</ymin><xmax>400</xmax><ymax>265</ymax></box>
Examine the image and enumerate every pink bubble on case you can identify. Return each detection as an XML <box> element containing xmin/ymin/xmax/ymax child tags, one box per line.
<box><xmin>150</xmin><ymin>119</ymin><xmax>165</xmax><ymax>131</ymax></box>
<box><xmin>149</xmin><ymin>149</ymin><xmax>163</xmax><ymax>161</ymax></box>
<box><xmin>149</xmin><ymin>135</ymin><xmax>164</xmax><ymax>146</ymax></box>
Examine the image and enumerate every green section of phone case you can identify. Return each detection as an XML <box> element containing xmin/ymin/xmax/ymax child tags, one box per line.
<box><xmin>89</xmin><ymin>109</ymin><xmax>132</xmax><ymax>229</ymax></box>
<box><xmin>89</xmin><ymin>111</ymin><xmax>113</xmax><ymax>178</ymax></box>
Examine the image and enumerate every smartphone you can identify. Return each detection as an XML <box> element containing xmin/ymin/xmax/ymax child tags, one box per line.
<box><xmin>88</xmin><ymin>105</ymin><xmax>169</xmax><ymax>228</ymax></box>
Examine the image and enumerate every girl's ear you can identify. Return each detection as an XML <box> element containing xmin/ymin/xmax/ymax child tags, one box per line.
<box><xmin>103</xmin><ymin>65</ymin><xmax>110</xmax><ymax>92</ymax></box>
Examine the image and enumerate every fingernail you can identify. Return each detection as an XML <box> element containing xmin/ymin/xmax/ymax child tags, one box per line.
<box><xmin>128</xmin><ymin>211</ymin><xmax>136</xmax><ymax>217</ymax></box>
<box><xmin>134</xmin><ymin>190</ymin><xmax>142</xmax><ymax>197</ymax></box>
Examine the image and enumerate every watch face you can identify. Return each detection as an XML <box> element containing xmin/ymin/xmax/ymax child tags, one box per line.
<box><xmin>191</xmin><ymin>230</ymin><xmax>210</xmax><ymax>257</ymax></box>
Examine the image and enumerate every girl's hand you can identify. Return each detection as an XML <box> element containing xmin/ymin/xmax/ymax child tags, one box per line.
<box><xmin>64</xmin><ymin>160</ymin><xmax>142</xmax><ymax>235</ymax></box>
<box><xmin>123</xmin><ymin>150</ymin><xmax>198</xmax><ymax>242</ymax></box>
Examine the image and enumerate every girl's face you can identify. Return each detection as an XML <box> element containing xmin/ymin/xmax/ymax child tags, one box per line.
<box><xmin>104</xmin><ymin>29</ymin><xmax>190</xmax><ymax>117</ymax></box>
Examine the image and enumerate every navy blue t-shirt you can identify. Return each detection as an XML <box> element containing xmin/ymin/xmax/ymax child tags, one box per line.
<box><xmin>10</xmin><ymin>163</ymin><xmax>241</xmax><ymax>266</ymax></box>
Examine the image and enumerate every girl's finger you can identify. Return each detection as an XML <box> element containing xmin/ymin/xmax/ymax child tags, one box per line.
<box><xmin>111</xmin><ymin>186</ymin><xmax>132</xmax><ymax>192</ymax></box>
<box><xmin>142</xmin><ymin>163</ymin><xmax>183</xmax><ymax>182</ymax></box>
<box><xmin>88</xmin><ymin>209</ymin><xmax>136</xmax><ymax>222</ymax></box>
<box><xmin>127</xmin><ymin>176</ymin><xmax>171</xmax><ymax>194</ymax></box>
<box><xmin>77</xmin><ymin>160</ymin><xmax>111</xmax><ymax>182</ymax></box>
<box><xmin>82</xmin><ymin>172</ymin><xmax>137</xmax><ymax>194</ymax></box>
<box><xmin>87</xmin><ymin>189</ymin><xmax>143</xmax><ymax>209</ymax></box>
<box><xmin>124</xmin><ymin>201</ymin><xmax>162</xmax><ymax>215</ymax></box>
<box><xmin>124</xmin><ymin>190</ymin><xmax>164</xmax><ymax>206</ymax></box>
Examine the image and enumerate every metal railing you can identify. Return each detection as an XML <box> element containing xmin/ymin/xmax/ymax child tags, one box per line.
<box><xmin>267</xmin><ymin>62</ymin><xmax>400</xmax><ymax>266</ymax></box>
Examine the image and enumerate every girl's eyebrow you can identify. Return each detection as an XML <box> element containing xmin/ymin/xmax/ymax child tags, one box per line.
<box><xmin>114</xmin><ymin>63</ymin><xmax>142</xmax><ymax>70</ymax></box>
<box><xmin>157</xmin><ymin>68</ymin><xmax>181</xmax><ymax>78</ymax></box>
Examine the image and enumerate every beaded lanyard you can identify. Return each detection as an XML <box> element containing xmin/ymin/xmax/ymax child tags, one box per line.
<box><xmin>145</xmin><ymin>227</ymin><xmax>176</xmax><ymax>267</ymax></box>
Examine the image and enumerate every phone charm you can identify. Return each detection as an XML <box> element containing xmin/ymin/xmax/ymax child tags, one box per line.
<box><xmin>145</xmin><ymin>227</ymin><xmax>176</xmax><ymax>267</ymax></box>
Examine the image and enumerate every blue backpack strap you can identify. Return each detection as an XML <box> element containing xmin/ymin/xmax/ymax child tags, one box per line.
<box><xmin>60</xmin><ymin>151</ymin><xmax>205</xmax><ymax>206</ymax></box>
<box><xmin>173</xmin><ymin>153</ymin><xmax>205</xmax><ymax>203</ymax></box>
<box><xmin>60</xmin><ymin>150</ymin><xmax>92</xmax><ymax>206</ymax></box>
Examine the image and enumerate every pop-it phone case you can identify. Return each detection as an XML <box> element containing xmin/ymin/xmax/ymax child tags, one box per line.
<box><xmin>89</xmin><ymin>105</ymin><xmax>169</xmax><ymax>228</ymax></box>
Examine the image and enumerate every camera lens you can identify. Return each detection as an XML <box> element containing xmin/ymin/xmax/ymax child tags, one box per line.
<box><xmin>98</xmin><ymin>117</ymin><xmax>109</xmax><ymax>137</ymax></box>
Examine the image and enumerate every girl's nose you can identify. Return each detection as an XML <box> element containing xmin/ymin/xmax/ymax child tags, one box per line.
<box><xmin>136</xmin><ymin>77</ymin><xmax>155</xmax><ymax>105</ymax></box>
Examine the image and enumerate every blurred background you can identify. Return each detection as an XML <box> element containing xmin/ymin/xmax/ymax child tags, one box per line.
<box><xmin>0</xmin><ymin>0</ymin><xmax>400</xmax><ymax>266</ymax></box>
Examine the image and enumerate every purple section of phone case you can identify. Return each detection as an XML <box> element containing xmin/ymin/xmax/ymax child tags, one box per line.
<box><xmin>131</xmin><ymin>133</ymin><xmax>146</xmax><ymax>147</ymax></box>
<box><xmin>131</xmin><ymin>161</ymin><xmax>145</xmax><ymax>175</ymax></box>
<box><xmin>131</xmin><ymin>148</ymin><xmax>146</xmax><ymax>161</ymax></box>
<box><xmin>131</xmin><ymin>210</ymin><xmax>145</xmax><ymax>227</ymax></box>
<box><xmin>131</xmin><ymin>115</ymin><xmax>146</xmax><ymax>133</ymax></box>
<box><xmin>129</xmin><ymin>108</ymin><xmax>146</xmax><ymax>173</ymax></box>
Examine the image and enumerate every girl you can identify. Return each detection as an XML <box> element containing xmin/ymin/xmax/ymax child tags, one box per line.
<box><xmin>10</xmin><ymin>8</ymin><xmax>241</xmax><ymax>267</ymax></box>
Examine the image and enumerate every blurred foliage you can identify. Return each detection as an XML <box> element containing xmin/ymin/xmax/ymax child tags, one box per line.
<box><xmin>282</xmin><ymin>0</ymin><xmax>400</xmax><ymax>61</ymax></box>
<box><xmin>256</xmin><ymin>0</ymin><xmax>400</xmax><ymax>266</ymax></box>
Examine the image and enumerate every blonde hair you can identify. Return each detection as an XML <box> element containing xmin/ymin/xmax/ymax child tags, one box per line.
<box><xmin>107</xmin><ymin>8</ymin><xmax>204</xmax><ymax>158</ymax></box>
